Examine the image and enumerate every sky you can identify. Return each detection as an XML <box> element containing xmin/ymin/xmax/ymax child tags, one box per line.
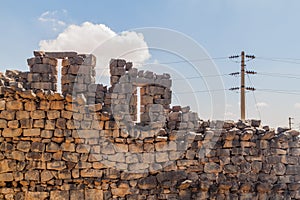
<box><xmin>0</xmin><ymin>0</ymin><xmax>300</xmax><ymax>128</ymax></box>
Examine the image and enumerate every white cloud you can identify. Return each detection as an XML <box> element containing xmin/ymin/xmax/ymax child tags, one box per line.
<box><xmin>256</xmin><ymin>102</ymin><xmax>269</xmax><ymax>108</ymax></box>
<box><xmin>39</xmin><ymin>22</ymin><xmax>151</xmax><ymax>79</ymax></box>
<box><xmin>294</xmin><ymin>103</ymin><xmax>300</xmax><ymax>109</ymax></box>
<box><xmin>38</xmin><ymin>10</ymin><xmax>68</xmax><ymax>31</ymax></box>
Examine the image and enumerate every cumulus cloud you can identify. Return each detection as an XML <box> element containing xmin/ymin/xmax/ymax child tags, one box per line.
<box><xmin>256</xmin><ymin>102</ymin><xmax>269</xmax><ymax>108</ymax></box>
<box><xmin>38</xmin><ymin>10</ymin><xmax>68</xmax><ymax>31</ymax></box>
<box><xmin>39</xmin><ymin>22</ymin><xmax>151</xmax><ymax>77</ymax></box>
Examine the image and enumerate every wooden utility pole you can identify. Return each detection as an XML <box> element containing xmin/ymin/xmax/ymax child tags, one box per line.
<box><xmin>289</xmin><ymin>117</ymin><xmax>294</xmax><ymax>129</ymax></box>
<box><xmin>241</xmin><ymin>51</ymin><xmax>246</xmax><ymax>121</ymax></box>
<box><xmin>229</xmin><ymin>51</ymin><xmax>256</xmax><ymax>121</ymax></box>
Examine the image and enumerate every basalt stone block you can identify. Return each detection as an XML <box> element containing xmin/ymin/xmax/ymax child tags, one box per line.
<box><xmin>50</xmin><ymin>190</ymin><xmax>69</xmax><ymax>200</ymax></box>
<box><xmin>138</xmin><ymin>176</ymin><xmax>157</xmax><ymax>190</ymax></box>
<box><xmin>26</xmin><ymin>192</ymin><xmax>49</xmax><ymax>200</ymax></box>
<box><xmin>2</xmin><ymin>128</ymin><xmax>22</xmax><ymax>137</ymax></box>
<box><xmin>47</xmin><ymin>161</ymin><xmax>66</xmax><ymax>171</ymax></box>
<box><xmin>6</xmin><ymin>101</ymin><xmax>23</xmax><ymax>110</ymax></box>
<box><xmin>31</xmin><ymin>82</ymin><xmax>56</xmax><ymax>90</ymax></box>
<box><xmin>45</xmin><ymin>51</ymin><xmax>77</xmax><ymax>59</ymax></box>
<box><xmin>0</xmin><ymin>173</ymin><xmax>13</xmax><ymax>181</ymax></box>
<box><xmin>80</xmin><ymin>54</ymin><xmax>96</xmax><ymax>66</ymax></box>
<box><xmin>30</xmin><ymin>64</ymin><xmax>57</xmax><ymax>74</ymax></box>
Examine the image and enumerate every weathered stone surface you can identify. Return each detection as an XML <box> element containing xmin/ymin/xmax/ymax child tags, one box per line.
<box><xmin>70</xmin><ymin>190</ymin><xmax>84</xmax><ymax>200</ymax></box>
<box><xmin>47</xmin><ymin>161</ymin><xmax>66</xmax><ymax>170</ymax></box>
<box><xmin>111</xmin><ymin>183</ymin><xmax>131</xmax><ymax>198</ymax></box>
<box><xmin>17</xmin><ymin>141</ymin><xmax>31</xmax><ymax>152</ymax></box>
<box><xmin>0</xmin><ymin>160</ymin><xmax>16</xmax><ymax>173</ymax></box>
<box><xmin>47</xmin><ymin>110</ymin><xmax>60</xmax><ymax>119</ymax></box>
<box><xmin>11</xmin><ymin>151</ymin><xmax>25</xmax><ymax>161</ymax></box>
<box><xmin>2</xmin><ymin>128</ymin><xmax>22</xmax><ymax>137</ymax></box>
<box><xmin>31</xmin><ymin>110</ymin><xmax>46</xmax><ymax>119</ymax></box>
<box><xmin>26</xmin><ymin>192</ymin><xmax>49</xmax><ymax>200</ymax></box>
<box><xmin>85</xmin><ymin>189</ymin><xmax>103</xmax><ymax>200</ymax></box>
<box><xmin>138</xmin><ymin>176</ymin><xmax>157</xmax><ymax>189</ymax></box>
<box><xmin>25</xmin><ymin>170</ymin><xmax>40</xmax><ymax>181</ymax></box>
<box><xmin>46</xmin><ymin>142</ymin><xmax>61</xmax><ymax>152</ymax></box>
<box><xmin>0</xmin><ymin>173</ymin><xmax>13</xmax><ymax>181</ymax></box>
<box><xmin>204</xmin><ymin>162</ymin><xmax>222</xmax><ymax>173</ymax></box>
<box><xmin>45</xmin><ymin>51</ymin><xmax>77</xmax><ymax>59</ymax></box>
<box><xmin>6</xmin><ymin>101</ymin><xmax>23</xmax><ymax>110</ymax></box>
<box><xmin>41</xmin><ymin>170</ymin><xmax>54</xmax><ymax>182</ymax></box>
<box><xmin>50</xmin><ymin>190</ymin><xmax>69</xmax><ymax>200</ymax></box>
<box><xmin>23</xmin><ymin>128</ymin><xmax>40</xmax><ymax>136</ymax></box>
<box><xmin>0</xmin><ymin>111</ymin><xmax>15</xmax><ymax>120</ymax></box>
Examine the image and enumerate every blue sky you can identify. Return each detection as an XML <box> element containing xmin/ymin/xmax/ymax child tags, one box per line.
<box><xmin>1</xmin><ymin>0</ymin><xmax>300</xmax><ymax>128</ymax></box>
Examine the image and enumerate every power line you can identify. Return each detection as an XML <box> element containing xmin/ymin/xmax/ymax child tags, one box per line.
<box><xmin>172</xmin><ymin>74</ymin><xmax>229</xmax><ymax>80</ymax></box>
<box><xmin>96</xmin><ymin>56</ymin><xmax>229</xmax><ymax>70</ymax></box>
<box><xmin>246</xmin><ymin>66</ymin><xmax>261</xmax><ymax>120</ymax></box>
<box><xmin>258</xmin><ymin>57</ymin><xmax>300</xmax><ymax>61</ymax></box>
<box><xmin>256</xmin><ymin>89</ymin><xmax>300</xmax><ymax>96</ymax></box>
<box><xmin>256</xmin><ymin>57</ymin><xmax>300</xmax><ymax>65</ymax></box>
<box><xmin>257</xmin><ymin>72</ymin><xmax>300</xmax><ymax>79</ymax></box>
<box><xmin>174</xmin><ymin>89</ymin><xmax>227</xmax><ymax>94</ymax></box>
<box><xmin>172</xmin><ymin>88</ymin><xmax>300</xmax><ymax>96</ymax></box>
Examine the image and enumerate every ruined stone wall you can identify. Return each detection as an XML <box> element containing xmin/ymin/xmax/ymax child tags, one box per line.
<box><xmin>0</xmin><ymin>51</ymin><xmax>299</xmax><ymax>200</ymax></box>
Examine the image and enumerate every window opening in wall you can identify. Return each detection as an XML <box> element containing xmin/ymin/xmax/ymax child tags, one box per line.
<box><xmin>136</xmin><ymin>86</ymin><xmax>141</xmax><ymax>123</ymax></box>
<box><xmin>57</xmin><ymin>59</ymin><xmax>62</xmax><ymax>93</ymax></box>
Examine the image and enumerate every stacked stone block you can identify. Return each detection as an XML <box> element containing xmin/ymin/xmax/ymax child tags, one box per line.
<box><xmin>0</xmin><ymin>51</ymin><xmax>299</xmax><ymax>199</ymax></box>
<box><xmin>27</xmin><ymin>51</ymin><xmax>58</xmax><ymax>91</ymax></box>
<box><xmin>108</xmin><ymin>59</ymin><xmax>172</xmax><ymax>127</ymax></box>
<box><xmin>106</xmin><ymin>59</ymin><xmax>136</xmax><ymax>121</ymax></box>
<box><xmin>167</xmin><ymin>105</ymin><xmax>200</xmax><ymax>131</ymax></box>
<box><xmin>61</xmin><ymin>54</ymin><xmax>96</xmax><ymax>98</ymax></box>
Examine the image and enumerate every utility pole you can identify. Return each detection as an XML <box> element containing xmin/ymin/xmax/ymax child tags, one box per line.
<box><xmin>229</xmin><ymin>51</ymin><xmax>256</xmax><ymax>121</ymax></box>
<box><xmin>241</xmin><ymin>51</ymin><xmax>246</xmax><ymax>121</ymax></box>
<box><xmin>289</xmin><ymin>117</ymin><xmax>294</xmax><ymax>129</ymax></box>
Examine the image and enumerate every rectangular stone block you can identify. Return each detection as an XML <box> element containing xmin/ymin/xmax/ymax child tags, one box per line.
<box><xmin>31</xmin><ymin>110</ymin><xmax>46</xmax><ymax>119</ymax></box>
<box><xmin>31</xmin><ymin>64</ymin><xmax>57</xmax><ymax>74</ymax></box>
<box><xmin>27</xmin><ymin>57</ymin><xmax>42</xmax><ymax>66</ymax></box>
<box><xmin>47</xmin><ymin>110</ymin><xmax>60</xmax><ymax>119</ymax></box>
<box><xmin>50</xmin><ymin>101</ymin><xmax>64</xmax><ymax>110</ymax></box>
<box><xmin>23</xmin><ymin>128</ymin><xmax>40</xmax><ymax>137</ymax></box>
<box><xmin>27</xmin><ymin>73</ymin><xmax>42</xmax><ymax>82</ymax></box>
<box><xmin>0</xmin><ymin>100</ymin><xmax>5</xmax><ymax>110</ymax></box>
<box><xmin>36</xmin><ymin>82</ymin><xmax>56</xmax><ymax>90</ymax></box>
<box><xmin>0</xmin><ymin>111</ymin><xmax>15</xmax><ymax>120</ymax></box>
<box><xmin>6</xmin><ymin>101</ymin><xmax>23</xmax><ymax>110</ymax></box>
<box><xmin>2</xmin><ymin>128</ymin><xmax>22</xmax><ymax>137</ymax></box>
<box><xmin>72</xmin><ymin>130</ymin><xmax>99</xmax><ymax>138</ymax></box>
<box><xmin>0</xmin><ymin>173</ymin><xmax>13</xmax><ymax>181</ymax></box>
<box><xmin>47</xmin><ymin>161</ymin><xmax>66</xmax><ymax>171</ymax></box>
<box><xmin>50</xmin><ymin>190</ymin><xmax>69</xmax><ymax>200</ymax></box>
<box><xmin>85</xmin><ymin>189</ymin><xmax>103</xmax><ymax>200</ymax></box>
<box><xmin>45</xmin><ymin>51</ymin><xmax>77</xmax><ymax>59</ymax></box>
<box><xmin>16</xmin><ymin>111</ymin><xmax>30</xmax><ymax>120</ymax></box>
<box><xmin>0</xmin><ymin>160</ymin><xmax>16</xmax><ymax>173</ymax></box>
<box><xmin>81</xmin><ymin>169</ymin><xmax>103</xmax><ymax>178</ymax></box>
<box><xmin>70</xmin><ymin>190</ymin><xmax>84</xmax><ymax>200</ymax></box>
<box><xmin>41</xmin><ymin>57</ymin><xmax>57</xmax><ymax>66</ymax></box>
<box><xmin>26</xmin><ymin>192</ymin><xmax>49</xmax><ymax>200</ymax></box>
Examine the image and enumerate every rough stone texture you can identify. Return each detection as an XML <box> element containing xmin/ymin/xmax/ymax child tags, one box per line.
<box><xmin>0</xmin><ymin>51</ymin><xmax>299</xmax><ymax>199</ymax></box>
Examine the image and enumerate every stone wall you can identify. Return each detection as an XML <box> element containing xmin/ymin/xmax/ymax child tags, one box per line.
<box><xmin>0</xmin><ymin>51</ymin><xmax>299</xmax><ymax>199</ymax></box>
